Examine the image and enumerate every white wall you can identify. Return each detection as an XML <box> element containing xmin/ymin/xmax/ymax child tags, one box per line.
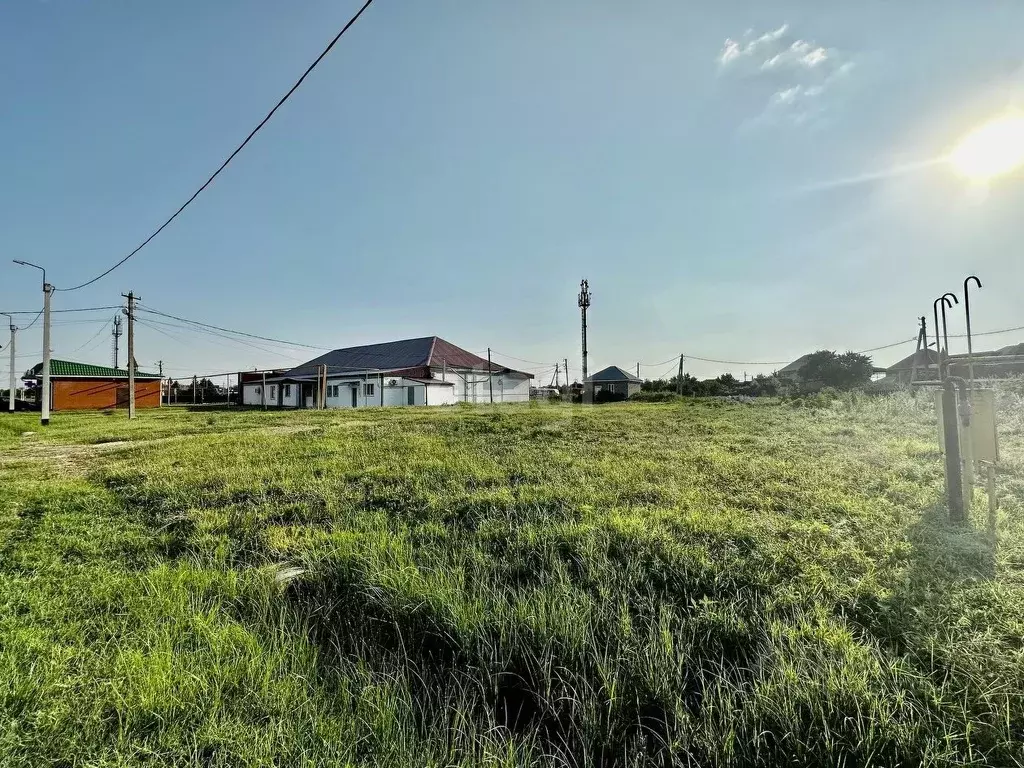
<box><xmin>425</xmin><ymin>382</ymin><xmax>456</xmax><ymax>406</ymax></box>
<box><xmin>280</xmin><ymin>382</ymin><xmax>298</xmax><ymax>407</ymax></box>
<box><xmin>242</xmin><ymin>383</ymin><xmax>265</xmax><ymax>406</ymax></box>
<box><xmin>433</xmin><ymin>368</ymin><xmax>531</xmax><ymax>403</ymax></box>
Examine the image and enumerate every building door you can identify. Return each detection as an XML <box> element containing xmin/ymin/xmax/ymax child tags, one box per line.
<box><xmin>407</xmin><ymin>386</ymin><xmax>415</xmax><ymax>406</ymax></box>
<box><xmin>115</xmin><ymin>385</ymin><xmax>130</xmax><ymax>408</ymax></box>
<box><xmin>351</xmin><ymin>387</ymin><xmax>357</xmax><ymax>408</ymax></box>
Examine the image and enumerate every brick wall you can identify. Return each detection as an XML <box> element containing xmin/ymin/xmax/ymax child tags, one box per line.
<box><xmin>51</xmin><ymin>378</ymin><xmax>161</xmax><ymax>411</ymax></box>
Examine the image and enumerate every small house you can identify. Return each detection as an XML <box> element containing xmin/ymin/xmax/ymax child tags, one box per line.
<box><xmin>584</xmin><ymin>366</ymin><xmax>642</xmax><ymax>401</ymax></box>
<box><xmin>777</xmin><ymin>354</ymin><xmax>813</xmax><ymax>381</ymax></box>
<box><xmin>263</xmin><ymin>336</ymin><xmax>533</xmax><ymax>409</ymax></box>
<box><xmin>22</xmin><ymin>359</ymin><xmax>162</xmax><ymax>411</ymax></box>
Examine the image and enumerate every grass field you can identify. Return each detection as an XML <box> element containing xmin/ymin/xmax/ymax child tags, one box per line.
<box><xmin>2</xmin><ymin>394</ymin><xmax>1024</xmax><ymax>767</ymax></box>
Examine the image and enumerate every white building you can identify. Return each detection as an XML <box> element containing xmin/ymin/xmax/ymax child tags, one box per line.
<box><xmin>257</xmin><ymin>336</ymin><xmax>532</xmax><ymax>409</ymax></box>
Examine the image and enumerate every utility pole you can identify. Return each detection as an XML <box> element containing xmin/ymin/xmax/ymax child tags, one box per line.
<box><xmin>14</xmin><ymin>262</ymin><xmax>53</xmax><ymax>426</ymax></box>
<box><xmin>564</xmin><ymin>357</ymin><xmax>570</xmax><ymax>400</ymax></box>
<box><xmin>262</xmin><ymin>370</ymin><xmax>267</xmax><ymax>410</ymax></box>
<box><xmin>675</xmin><ymin>354</ymin><xmax>685</xmax><ymax>396</ymax></box>
<box><xmin>111</xmin><ymin>314</ymin><xmax>123</xmax><ymax>369</ymax></box>
<box><xmin>487</xmin><ymin>348</ymin><xmax>494</xmax><ymax>404</ymax></box>
<box><xmin>193</xmin><ymin>375</ymin><xmax>198</xmax><ymax>405</ymax></box>
<box><xmin>121</xmin><ymin>292</ymin><xmax>139</xmax><ymax>419</ymax></box>
<box><xmin>157</xmin><ymin>360</ymin><xmax>164</xmax><ymax>407</ymax></box>
<box><xmin>1</xmin><ymin>313</ymin><xmax>15</xmax><ymax>412</ymax></box>
<box><xmin>578</xmin><ymin>279</ymin><xmax>591</xmax><ymax>404</ymax></box>
<box><xmin>637</xmin><ymin>363</ymin><xmax>640</xmax><ymax>379</ymax></box>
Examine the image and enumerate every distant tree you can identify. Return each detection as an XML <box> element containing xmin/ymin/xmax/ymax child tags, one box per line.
<box><xmin>797</xmin><ymin>350</ymin><xmax>873</xmax><ymax>391</ymax></box>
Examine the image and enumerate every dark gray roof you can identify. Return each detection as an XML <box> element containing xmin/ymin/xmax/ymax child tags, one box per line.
<box><xmin>779</xmin><ymin>354</ymin><xmax>813</xmax><ymax>374</ymax></box>
<box><xmin>586</xmin><ymin>365</ymin><xmax>642</xmax><ymax>383</ymax></box>
<box><xmin>280</xmin><ymin>336</ymin><xmax>531</xmax><ymax>380</ymax></box>
<box><xmin>886</xmin><ymin>348</ymin><xmax>939</xmax><ymax>372</ymax></box>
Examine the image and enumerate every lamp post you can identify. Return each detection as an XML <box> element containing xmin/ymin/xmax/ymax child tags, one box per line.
<box><xmin>13</xmin><ymin>260</ymin><xmax>53</xmax><ymax>425</ymax></box>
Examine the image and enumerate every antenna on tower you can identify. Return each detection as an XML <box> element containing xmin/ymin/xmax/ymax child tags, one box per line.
<box><xmin>111</xmin><ymin>313</ymin><xmax>124</xmax><ymax>369</ymax></box>
<box><xmin>578</xmin><ymin>279</ymin><xmax>592</xmax><ymax>404</ymax></box>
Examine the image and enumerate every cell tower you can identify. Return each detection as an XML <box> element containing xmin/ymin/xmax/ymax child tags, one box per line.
<box><xmin>111</xmin><ymin>314</ymin><xmax>123</xmax><ymax>369</ymax></box>
<box><xmin>578</xmin><ymin>279</ymin><xmax>591</xmax><ymax>403</ymax></box>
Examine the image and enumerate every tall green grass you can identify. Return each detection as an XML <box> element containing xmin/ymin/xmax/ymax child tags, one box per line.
<box><xmin>1</xmin><ymin>396</ymin><xmax>1023</xmax><ymax>766</ymax></box>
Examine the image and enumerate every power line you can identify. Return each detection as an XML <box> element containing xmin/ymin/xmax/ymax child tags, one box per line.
<box><xmin>135</xmin><ymin>316</ymin><xmax>309</xmax><ymax>363</ymax></box>
<box><xmin>20</xmin><ymin>309</ymin><xmax>44</xmax><ymax>331</ymax></box>
<box><xmin>487</xmin><ymin>349</ymin><xmax>554</xmax><ymax>367</ymax></box>
<box><xmin>67</xmin><ymin>320</ymin><xmax>113</xmax><ymax>354</ymax></box>
<box><xmin>55</xmin><ymin>0</ymin><xmax>375</xmax><ymax>293</ymax></box>
<box><xmin>137</xmin><ymin>307</ymin><xmax>331</xmax><ymax>351</ymax></box>
<box><xmin>1</xmin><ymin>305</ymin><xmax>120</xmax><ymax>315</ymax></box>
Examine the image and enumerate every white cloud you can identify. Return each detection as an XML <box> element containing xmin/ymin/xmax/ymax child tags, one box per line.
<box><xmin>717</xmin><ymin>23</ymin><xmax>789</xmax><ymax>68</ymax></box>
<box><xmin>801</xmin><ymin>47</ymin><xmax>829</xmax><ymax>67</ymax></box>
<box><xmin>773</xmin><ymin>86</ymin><xmax>802</xmax><ymax>105</ymax></box>
<box><xmin>719</xmin><ymin>38</ymin><xmax>743</xmax><ymax>66</ymax></box>
<box><xmin>716</xmin><ymin>23</ymin><xmax>855</xmax><ymax>128</ymax></box>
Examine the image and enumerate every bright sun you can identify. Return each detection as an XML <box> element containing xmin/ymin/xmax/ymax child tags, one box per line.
<box><xmin>949</xmin><ymin>114</ymin><xmax>1024</xmax><ymax>181</ymax></box>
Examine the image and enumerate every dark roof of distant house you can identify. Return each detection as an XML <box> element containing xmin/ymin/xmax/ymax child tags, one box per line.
<box><xmin>886</xmin><ymin>348</ymin><xmax>939</xmax><ymax>372</ymax></box>
<box><xmin>996</xmin><ymin>342</ymin><xmax>1024</xmax><ymax>356</ymax></box>
<box><xmin>23</xmin><ymin>359</ymin><xmax>161</xmax><ymax>380</ymax></box>
<box><xmin>279</xmin><ymin>336</ymin><xmax>532</xmax><ymax>380</ymax></box>
<box><xmin>779</xmin><ymin>354</ymin><xmax>813</xmax><ymax>374</ymax></box>
<box><xmin>586</xmin><ymin>365</ymin><xmax>642</xmax><ymax>383</ymax></box>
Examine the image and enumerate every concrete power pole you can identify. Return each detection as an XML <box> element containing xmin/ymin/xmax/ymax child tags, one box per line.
<box><xmin>1</xmin><ymin>314</ymin><xmax>14</xmax><ymax>412</ymax></box>
<box><xmin>157</xmin><ymin>360</ymin><xmax>164</xmax><ymax>407</ymax></box>
<box><xmin>122</xmin><ymin>291</ymin><xmax>139</xmax><ymax>419</ymax></box>
<box><xmin>675</xmin><ymin>354</ymin><xmax>685</xmax><ymax>396</ymax></box>
<box><xmin>578</xmin><ymin>279</ymin><xmax>591</xmax><ymax>404</ymax></box>
<box><xmin>12</xmin><ymin>261</ymin><xmax>51</xmax><ymax>425</ymax></box>
<box><xmin>564</xmin><ymin>357</ymin><xmax>569</xmax><ymax>401</ymax></box>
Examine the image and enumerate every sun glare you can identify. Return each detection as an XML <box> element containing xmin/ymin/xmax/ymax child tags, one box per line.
<box><xmin>949</xmin><ymin>114</ymin><xmax>1024</xmax><ymax>181</ymax></box>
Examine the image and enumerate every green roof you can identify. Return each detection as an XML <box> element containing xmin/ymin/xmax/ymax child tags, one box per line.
<box><xmin>24</xmin><ymin>359</ymin><xmax>162</xmax><ymax>380</ymax></box>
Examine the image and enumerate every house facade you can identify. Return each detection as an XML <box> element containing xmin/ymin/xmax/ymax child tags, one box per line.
<box><xmin>22</xmin><ymin>360</ymin><xmax>162</xmax><ymax>411</ymax></box>
<box><xmin>585</xmin><ymin>366</ymin><xmax>642</xmax><ymax>400</ymax></box>
<box><xmin>239</xmin><ymin>369</ymin><xmax>290</xmax><ymax>406</ymax></box>
<box><xmin>262</xmin><ymin>336</ymin><xmax>532</xmax><ymax>409</ymax></box>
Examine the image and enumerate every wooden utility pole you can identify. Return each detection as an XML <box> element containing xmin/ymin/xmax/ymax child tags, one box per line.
<box><xmin>675</xmin><ymin>354</ymin><xmax>685</xmax><ymax>396</ymax></box>
<box><xmin>578</xmin><ymin>279</ymin><xmax>591</xmax><ymax>403</ymax></box>
<box><xmin>122</xmin><ymin>291</ymin><xmax>139</xmax><ymax>419</ymax></box>
<box><xmin>909</xmin><ymin>318</ymin><xmax>925</xmax><ymax>387</ymax></box>
<box><xmin>487</xmin><ymin>348</ymin><xmax>494</xmax><ymax>404</ymax></box>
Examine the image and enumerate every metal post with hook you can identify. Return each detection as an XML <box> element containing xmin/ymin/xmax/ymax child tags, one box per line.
<box><xmin>932</xmin><ymin>294</ymin><xmax>956</xmax><ymax>380</ymax></box>
<box><xmin>963</xmin><ymin>275</ymin><xmax>982</xmax><ymax>388</ymax></box>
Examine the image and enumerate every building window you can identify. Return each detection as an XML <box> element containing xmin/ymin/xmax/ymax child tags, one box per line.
<box><xmin>269</xmin><ymin>385</ymin><xmax>276</xmax><ymax>399</ymax></box>
<box><xmin>328</xmin><ymin>385</ymin><xmax>339</xmax><ymax>398</ymax></box>
<box><xmin>365</xmin><ymin>382</ymin><xmax>375</xmax><ymax>397</ymax></box>
<box><xmin>283</xmin><ymin>384</ymin><xmax>291</xmax><ymax>398</ymax></box>
<box><xmin>254</xmin><ymin>386</ymin><xmax>262</xmax><ymax>395</ymax></box>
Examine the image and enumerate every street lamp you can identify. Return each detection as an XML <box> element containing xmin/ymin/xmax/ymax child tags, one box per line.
<box><xmin>13</xmin><ymin>260</ymin><xmax>54</xmax><ymax>425</ymax></box>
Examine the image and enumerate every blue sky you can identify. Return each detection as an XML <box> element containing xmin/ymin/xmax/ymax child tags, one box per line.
<box><xmin>3</xmin><ymin>1</ymin><xmax>1024</xmax><ymax>384</ymax></box>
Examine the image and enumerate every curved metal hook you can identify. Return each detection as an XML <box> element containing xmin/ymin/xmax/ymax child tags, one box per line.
<box><xmin>963</xmin><ymin>275</ymin><xmax>982</xmax><ymax>385</ymax></box>
<box><xmin>942</xmin><ymin>292</ymin><xmax>959</xmax><ymax>305</ymax></box>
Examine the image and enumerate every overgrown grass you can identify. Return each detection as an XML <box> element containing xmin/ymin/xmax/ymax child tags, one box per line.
<box><xmin>2</xmin><ymin>395</ymin><xmax>1023</xmax><ymax>766</ymax></box>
